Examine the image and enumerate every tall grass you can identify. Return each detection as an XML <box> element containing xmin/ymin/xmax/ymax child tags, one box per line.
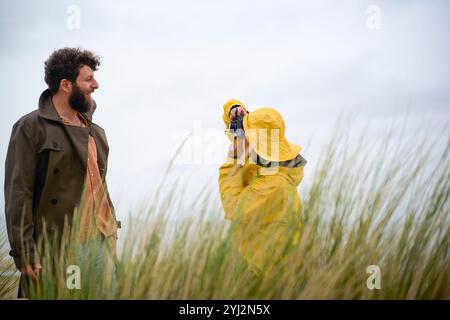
<box><xmin>1</xmin><ymin>125</ymin><xmax>449</xmax><ymax>299</ymax></box>
<box><xmin>0</xmin><ymin>226</ymin><xmax>18</xmax><ymax>299</ymax></box>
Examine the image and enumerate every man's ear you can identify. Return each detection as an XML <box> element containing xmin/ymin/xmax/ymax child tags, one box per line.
<box><xmin>59</xmin><ymin>79</ymin><xmax>72</xmax><ymax>94</ymax></box>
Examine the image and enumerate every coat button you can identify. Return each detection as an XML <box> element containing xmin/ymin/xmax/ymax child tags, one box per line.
<box><xmin>51</xmin><ymin>199</ymin><xmax>58</xmax><ymax>205</ymax></box>
<box><xmin>53</xmin><ymin>142</ymin><xmax>59</xmax><ymax>148</ymax></box>
<box><xmin>53</xmin><ymin>168</ymin><xmax>60</xmax><ymax>174</ymax></box>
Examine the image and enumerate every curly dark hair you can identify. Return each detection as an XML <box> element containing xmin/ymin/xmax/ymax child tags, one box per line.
<box><xmin>44</xmin><ymin>47</ymin><xmax>101</xmax><ymax>93</ymax></box>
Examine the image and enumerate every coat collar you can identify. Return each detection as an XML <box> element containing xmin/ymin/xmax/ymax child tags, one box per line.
<box><xmin>38</xmin><ymin>89</ymin><xmax>97</xmax><ymax>123</ymax></box>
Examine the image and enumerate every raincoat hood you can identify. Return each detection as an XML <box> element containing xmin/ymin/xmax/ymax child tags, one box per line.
<box><xmin>243</xmin><ymin>107</ymin><xmax>301</xmax><ymax>162</ymax></box>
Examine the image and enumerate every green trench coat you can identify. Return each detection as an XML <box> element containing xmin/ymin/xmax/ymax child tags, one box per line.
<box><xmin>4</xmin><ymin>89</ymin><xmax>119</xmax><ymax>274</ymax></box>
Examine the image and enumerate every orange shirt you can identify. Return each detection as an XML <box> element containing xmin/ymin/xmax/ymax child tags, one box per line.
<box><xmin>60</xmin><ymin>112</ymin><xmax>117</xmax><ymax>243</ymax></box>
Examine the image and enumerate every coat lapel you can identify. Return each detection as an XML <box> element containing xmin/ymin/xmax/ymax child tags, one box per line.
<box><xmin>63</xmin><ymin>125</ymin><xmax>89</xmax><ymax>169</ymax></box>
<box><xmin>38</xmin><ymin>89</ymin><xmax>90</xmax><ymax>169</ymax></box>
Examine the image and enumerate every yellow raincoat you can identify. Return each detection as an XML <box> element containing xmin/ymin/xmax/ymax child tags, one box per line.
<box><xmin>218</xmin><ymin>100</ymin><xmax>306</xmax><ymax>273</ymax></box>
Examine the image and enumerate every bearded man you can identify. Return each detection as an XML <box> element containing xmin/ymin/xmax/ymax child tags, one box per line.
<box><xmin>4</xmin><ymin>47</ymin><xmax>120</xmax><ymax>298</ymax></box>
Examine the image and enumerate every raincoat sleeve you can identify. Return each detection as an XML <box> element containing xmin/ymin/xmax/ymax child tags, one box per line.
<box><xmin>218</xmin><ymin>158</ymin><xmax>248</xmax><ymax>220</ymax></box>
<box><xmin>4</xmin><ymin>121</ymin><xmax>40</xmax><ymax>269</ymax></box>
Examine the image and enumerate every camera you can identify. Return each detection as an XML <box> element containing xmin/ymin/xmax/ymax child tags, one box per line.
<box><xmin>229</xmin><ymin>112</ymin><xmax>245</xmax><ymax>139</ymax></box>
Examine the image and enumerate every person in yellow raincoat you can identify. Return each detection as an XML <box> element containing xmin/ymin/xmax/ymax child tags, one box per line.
<box><xmin>218</xmin><ymin>99</ymin><xmax>307</xmax><ymax>274</ymax></box>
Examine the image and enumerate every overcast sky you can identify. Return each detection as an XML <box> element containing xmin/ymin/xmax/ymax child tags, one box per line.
<box><xmin>1</xmin><ymin>0</ymin><xmax>449</xmax><ymax>219</ymax></box>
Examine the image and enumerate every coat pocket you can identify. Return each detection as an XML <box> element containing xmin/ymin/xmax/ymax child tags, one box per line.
<box><xmin>38</xmin><ymin>140</ymin><xmax>61</xmax><ymax>153</ymax></box>
<box><xmin>38</xmin><ymin>140</ymin><xmax>66</xmax><ymax>174</ymax></box>
<box><xmin>36</xmin><ymin>140</ymin><xmax>62</xmax><ymax>186</ymax></box>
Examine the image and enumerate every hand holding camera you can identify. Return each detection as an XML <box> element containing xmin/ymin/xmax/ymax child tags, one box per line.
<box><xmin>230</xmin><ymin>106</ymin><xmax>247</xmax><ymax>122</ymax></box>
<box><xmin>228</xmin><ymin>106</ymin><xmax>249</xmax><ymax>160</ymax></box>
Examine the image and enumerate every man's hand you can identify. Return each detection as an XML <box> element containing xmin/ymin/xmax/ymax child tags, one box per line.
<box><xmin>229</xmin><ymin>106</ymin><xmax>248</xmax><ymax>121</ymax></box>
<box><xmin>20</xmin><ymin>263</ymin><xmax>41</xmax><ymax>281</ymax></box>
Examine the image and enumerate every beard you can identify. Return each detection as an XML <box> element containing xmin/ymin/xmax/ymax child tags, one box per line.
<box><xmin>69</xmin><ymin>84</ymin><xmax>92</xmax><ymax>113</ymax></box>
